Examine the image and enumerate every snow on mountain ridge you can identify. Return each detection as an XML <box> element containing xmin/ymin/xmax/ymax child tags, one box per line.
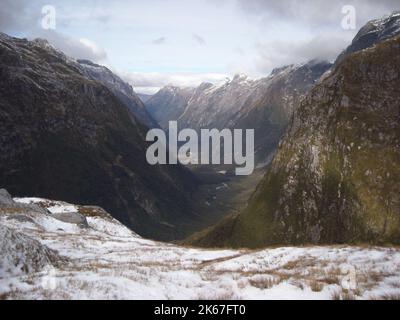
<box><xmin>335</xmin><ymin>11</ymin><xmax>400</xmax><ymax>66</ymax></box>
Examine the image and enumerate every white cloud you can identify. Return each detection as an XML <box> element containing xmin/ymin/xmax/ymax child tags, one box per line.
<box><xmin>0</xmin><ymin>1</ymin><xmax>107</xmax><ymax>63</ymax></box>
<box><xmin>1</xmin><ymin>0</ymin><xmax>400</xmax><ymax>89</ymax></box>
<box><xmin>120</xmin><ymin>71</ymin><xmax>228</xmax><ymax>94</ymax></box>
<box><xmin>31</xmin><ymin>30</ymin><xmax>108</xmax><ymax>63</ymax></box>
<box><xmin>236</xmin><ymin>0</ymin><xmax>400</xmax><ymax>73</ymax></box>
<box><xmin>236</xmin><ymin>0</ymin><xmax>400</xmax><ymax>28</ymax></box>
<box><xmin>78</xmin><ymin>38</ymin><xmax>108</xmax><ymax>61</ymax></box>
<box><xmin>0</xmin><ymin>0</ymin><xmax>38</xmax><ymax>32</ymax></box>
<box><xmin>255</xmin><ymin>33</ymin><xmax>354</xmax><ymax>72</ymax></box>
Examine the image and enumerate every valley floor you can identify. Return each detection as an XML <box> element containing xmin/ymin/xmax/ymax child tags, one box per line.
<box><xmin>187</xmin><ymin>165</ymin><xmax>265</xmax><ymax>232</ymax></box>
<box><xmin>1</xmin><ymin>198</ymin><xmax>400</xmax><ymax>300</ymax></box>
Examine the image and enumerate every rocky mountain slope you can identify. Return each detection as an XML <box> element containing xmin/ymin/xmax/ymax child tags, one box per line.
<box><xmin>1</xmin><ymin>191</ymin><xmax>399</xmax><ymax>300</ymax></box>
<box><xmin>189</xmin><ymin>14</ymin><xmax>400</xmax><ymax>248</ymax></box>
<box><xmin>137</xmin><ymin>93</ymin><xmax>153</xmax><ymax>104</ymax></box>
<box><xmin>145</xmin><ymin>63</ymin><xmax>330</xmax><ymax>164</ymax></box>
<box><xmin>0</xmin><ymin>33</ymin><xmax>197</xmax><ymax>241</ymax></box>
<box><xmin>228</xmin><ymin>60</ymin><xmax>331</xmax><ymax>163</ymax></box>
<box><xmin>146</xmin><ymin>85</ymin><xmax>195</xmax><ymax>130</ymax></box>
<box><xmin>146</xmin><ymin>75</ymin><xmax>262</xmax><ymax>132</ymax></box>
<box><xmin>76</xmin><ymin>59</ymin><xmax>158</xmax><ymax>128</ymax></box>
<box><xmin>178</xmin><ymin>74</ymin><xmax>260</xmax><ymax>131</ymax></box>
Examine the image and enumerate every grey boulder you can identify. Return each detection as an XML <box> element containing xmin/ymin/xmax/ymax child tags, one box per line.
<box><xmin>0</xmin><ymin>189</ymin><xmax>14</xmax><ymax>206</ymax></box>
<box><xmin>51</xmin><ymin>211</ymin><xmax>89</xmax><ymax>228</ymax></box>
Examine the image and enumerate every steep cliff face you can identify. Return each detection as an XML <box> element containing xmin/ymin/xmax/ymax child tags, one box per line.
<box><xmin>229</xmin><ymin>60</ymin><xmax>331</xmax><ymax>163</ymax></box>
<box><xmin>76</xmin><ymin>59</ymin><xmax>158</xmax><ymax>128</ymax></box>
<box><xmin>189</xmin><ymin>35</ymin><xmax>400</xmax><ymax>249</ymax></box>
<box><xmin>0</xmin><ymin>33</ymin><xmax>197</xmax><ymax>241</ymax></box>
<box><xmin>145</xmin><ymin>76</ymin><xmax>261</xmax><ymax>132</ymax></box>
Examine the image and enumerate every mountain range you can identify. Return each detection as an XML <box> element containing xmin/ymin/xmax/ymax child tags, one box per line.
<box><xmin>0</xmin><ymin>11</ymin><xmax>399</xmax><ymax>249</ymax></box>
<box><xmin>145</xmin><ymin>62</ymin><xmax>331</xmax><ymax>164</ymax></box>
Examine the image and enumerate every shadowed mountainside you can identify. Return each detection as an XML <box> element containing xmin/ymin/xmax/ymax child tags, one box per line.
<box><xmin>0</xmin><ymin>33</ymin><xmax>198</xmax><ymax>241</ymax></box>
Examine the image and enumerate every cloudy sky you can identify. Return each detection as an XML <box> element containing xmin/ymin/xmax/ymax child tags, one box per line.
<box><xmin>1</xmin><ymin>0</ymin><xmax>399</xmax><ymax>93</ymax></box>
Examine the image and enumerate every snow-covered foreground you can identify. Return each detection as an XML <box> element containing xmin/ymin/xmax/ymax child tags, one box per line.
<box><xmin>1</xmin><ymin>196</ymin><xmax>400</xmax><ymax>300</ymax></box>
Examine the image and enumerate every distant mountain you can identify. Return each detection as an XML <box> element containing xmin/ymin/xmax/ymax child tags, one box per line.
<box><xmin>0</xmin><ymin>33</ymin><xmax>198</xmax><ymax>241</ymax></box>
<box><xmin>228</xmin><ymin>60</ymin><xmax>332</xmax><ymax>163</ymax></box>
<box><xmin>178</xmin><ymin>74</ymin><xmax>260</xmax><ymax>131</ymax></box>
<box><xmin>137</xmin><ymin>93</ymin><xmax>153</xmax><ymax>103</ymax></box>
<box><xmin>146</xmin><ymin>86</ymin><xmax>196</xmax><ymax>130</ymax></box>
<box><xmin>146</xmin><ymin>64</ymin><xmax>330</xmax><ymax>164</ymax></box>
<box><xmin>189</xmin><ymin>13</ymin><xmax>400</xmax><ymax>248</ymax></box>
<box><xmin>76</xmin><ymin>59</ymin><xmax>158</xmax><ymax>128</ymax></box>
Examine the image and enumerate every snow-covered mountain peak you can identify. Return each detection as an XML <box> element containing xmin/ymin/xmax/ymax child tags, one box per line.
<box><xmin>31</xmin><ymin>38</ymin><xmax>54</xmax><ymax>50</ymax></box>
<box><xmin>367</xmin><ymin>11</ymin><xmax>400</xmax><ymax>33</ymax></box>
